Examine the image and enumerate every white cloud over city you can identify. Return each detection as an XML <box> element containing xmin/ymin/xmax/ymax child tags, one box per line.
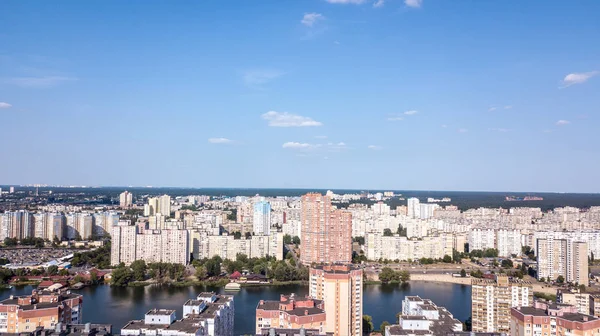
<box><xmin>301</xmin><ymin>13</ymin><xmax>324</xmax><ymax>27</ymax></box>
<box><xmin>404</xmin><ymin>0</ymin><xmax>422</xmax><ymax>8</ymax></box>
<box><xmin>0</xmin><ymin>102</ymin><xmax>12</xmax><ymax>109</ymax></box>
<box><xmin>556</xmin><ymin>120</ymin><xmax>570</xmax><ymax>126</ymax></box>
<box><xmin>562</xmin><ymin>71</ymin><xmax>598</xmax><ymax>87</ymax></box>
<box><xmin>262</xmin><ymin>111</ymin><xmax>323</xmax><ymax>127</ymax></box>
<box><xmin>208</xmin><ymin>137</ymin><xmax>233</xmax><ymax>144</ymax></box>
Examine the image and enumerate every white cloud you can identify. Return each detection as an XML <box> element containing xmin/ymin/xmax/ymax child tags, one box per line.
<box><xmin>458</xmin><ymin>128</ymin><xmax>468</xmax><ymax>133</ymax></box>
<box><xmin>334</xmin><ymin>41</ymin><xmax>341</xmax><ymax>45</ymax></box>
<box><xmin>325</xmin><ymin>0</ymin><xmax>368</xmax><ymax>4</ymax></box>
<box><xmin>387</xmin><ymin>116</ymin><xmax>404</xmax><ymax>121</ymax></box>
<box><xmin>0</xmin><ymin>102</ymin><xmax>12</xmax><ymax>109</ymax></box>
<box><xmin>373</xmin><ymin>0</ymin><xmax>385</xmax><ymax>7</ymax></box>
<box><xmin>562</xmin><ymin>71</ymin><xmax>598</xmax><ymax>88</ymax></box>
<box><xmin>6</xmin><ymin>76</ymin><xmax>77</xmax><ymax>88</ymax></box>
<box><xmin>556</xmin><ymin>120</ymin><xmax>570</xmax><ymax>126</ymax></box>
<box><xmin>301</xmin><ymin>13</ymin><xmax>324</xmax><ymax>27</ymax></box>
<box><xmin>404</xmin><ymin>110</ymin><xmax>418</xmax><ymax>115</ymax></box>
<box><xmin>262</xmin><ymin>111</ymin><xmax>323</xmax><ymax>127</ymax></box>
<box><xmin>315</xmin><ymin>135</ymin><xmax>328</xmax><ymax>139</ymax></box>
<box><xmin>504</xmin><ymin>105</ymin><xmax>513</xmax><ymax>109</ymax></box>
<box><xmin>489</xmin><ymin>128</ymin><xmax>510</xmax><ymax>132</ymax></box>
<box><xmin>368</xmin><ymin>145</ymin><xmax>382</xmax><ymax>150</ymax></box>
<box><xmin>441</xmin><ymin>124</ymin><xmax>448</xmax><ymax>128</ymax></box>
<box><xmin>404</xmin><ymin>0</ymin><xmax>422</xmax><ymax>8</ymax></box>
<box><xmin>243</xmin><ymin>70</ymin><xmax>284</xmax><ymax>88</ymax></box>
<box><xmin>208</xmin><ymin>137</ymin><xmax>233</xmax><ymax>144</ymax></box>
<box><xmin>283</xmin><ymin>142</ymin><xmax>314</xmax><ymax>149</ymax></box>
<box><xmin>488</xmin><ymin>107</ymin><xmax>497</xmax><ymax>112</ymax></box>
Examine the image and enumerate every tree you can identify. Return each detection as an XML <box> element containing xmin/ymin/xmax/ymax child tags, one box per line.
<box><xmin>452</xmin><ymin>249</ymin><xmax>461</xmax><ymax>263</ymax></box>
<box><xmin>47</xmin><ymin>265</ymin><xmax>59</xmax><ymax>276</ymax></box>
<box><xmin>283</xmin><ymin>234</ymin><xmax>292</xmax><ymax>244</ymax></box>
<box><xmin>579</xmin><ymin>284</ymin><xmax>586</xmax><ymax>292</ymax></box>
<box><xmin>483</xmin><ymin>248</ymin><xmax>499</xmax><ymax>258</ymax></box>
<box><xmin>90</xmin><ymin>270</ymin><xmax>99</xmax><ymax>284</ymax></box>
<box><xmin>59</xmin><ymin>269</ymin><xmax>70</xmax><ymax>276</ymax></box>
<box><xmin>73</xmin><ymin>275</ymin><xmax>85</xmax><ymax>284</ymax></box>
<box><xmin>460</xmin><ymin>269</ymin><xmax>467</xmax><ymax>277</ymax></box>
<box><xmin>397</xmin><ymin>224</ymin><xmax>407</xmax><ymax>237</ymax></box>
<box><xmin>398</xmin><ymin>270</ymin><xmax>410</xmax><ymax>283</ymax></box>
<box><xmin>131</xmin><ymin>260</ymin><xmax>147</xmax><ymax>281</ymax></box>
<box><xmin>501</xmin><ymin>259</ymin><xmax>514</xmax><ymax>268</ymax></box>
<box><xmin>383</xmin><ymin>228</ymin><xmax>393</xmax><ymax>237</ymax></box>
<box><xmin>233</xmin><ymin>231</ymin><xmax>242</xmax><ymax>240</ymax></box>
<box><xmin>380</xmin><ymin>321</ymin><xmax>391</xmax><ymax>333</ymax></box>
<box><xmin>443</xmin><ymin>255</ymin><xmax>452</xmax><ymax>263</ymax></box>
<box><xmin>557</xmin><ymin>275</ymin><xmax>565</xmax><ymax>283</ymax></box>
<box><xmin>362</xmin><ymin>315</ymin><xmax>374</xmax><ymax>335</ymax></box>
<box><xmin>3</xmin><ymin>237</ymin><xmax>17</xmax><ymax>247</ymax></box>
<box><xmin>540</xmin><ymin>277</ymin><xmax>546</xmax><ymax>283</ymax></box>
<box><xmin>245</xmin><ymin>232</ymin><xmax>252</xmax><ymax>239</ymax></box>
<box><xmin>379</xmin><ymin>267</ymin><xmax>396</xmax><ymax>283</ymax></box>
<box><xmin>111</xmin><ymin>265</ymin><xmax>133</xmax><ymax>287</ymax></box>
<box><xmin>195</xmin><ymin>266</ymin><xmax>207</xmax><ymax>280</ymax></box>
<box><xmin>353</xmin><ymin>236</ymin><xmax>365</xmax><ymax>245</ymax></box>
<box><xmin>292</xmin><ymin>236</ymin><xmax>300</xmax><ymax>245</ymax></box>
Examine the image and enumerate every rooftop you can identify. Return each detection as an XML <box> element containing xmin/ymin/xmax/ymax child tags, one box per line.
<box><xmin>146</xmin><ymin>309</ymin><xmax>175</xmax><ymax>316</ymax></box>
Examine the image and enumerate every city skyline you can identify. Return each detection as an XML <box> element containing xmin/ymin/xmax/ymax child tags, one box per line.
<box><xmin>1</xmin><ymin>1</ymin><xmax>600</xmax><ymax>192</ymax></box>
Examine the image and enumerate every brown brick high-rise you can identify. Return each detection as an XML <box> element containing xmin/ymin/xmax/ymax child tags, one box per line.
<box><xmin>300</xmin><ymin>193</ymin><xmax>352</xmax><ymax>265</ymax></box>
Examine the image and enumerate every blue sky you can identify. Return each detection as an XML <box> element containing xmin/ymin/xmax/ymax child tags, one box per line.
<box><xmin>1</xmin><ymin>0</ymin><xmax>599</xmax><ymax>192</ymax></box>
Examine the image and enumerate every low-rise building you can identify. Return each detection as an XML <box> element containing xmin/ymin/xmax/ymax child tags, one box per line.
<box><xmin>255</xmin><ymin>294</ymin><xmax>326</xmax><ymax>334</ymax></box>
<box><xmin>511</xmin><ymin>301</ymin><xmax>600</xmax><ymax>336</ymax></box>
<box><xmin>121</xmin><ymin>292</ymin><xmax>234</xmax><ymax>336</ymax></box>
<box><xmin>557</xmin><ymin>289</ymin><xmax>592</xmax><ymax>315</ymax></box>
<box><xmin>0</xmin><ymin>289</ymin><xmax>83</xmax><ymax>333</ymax></box>
<box><xmin>385</xmin><ymin>296</ymin><xmax>462</xmax><ymax>336</ymax></box>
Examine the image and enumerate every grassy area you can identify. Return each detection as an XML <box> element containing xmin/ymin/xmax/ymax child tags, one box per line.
<box><xmin>534</xmin><ymin>292</ymin><xmax>557</xmax><ymax>302</ymax></box>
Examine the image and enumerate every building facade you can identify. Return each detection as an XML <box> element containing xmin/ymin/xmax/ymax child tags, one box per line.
<box><xmin>471</xmin><ymin>275</ymin><xmax>533</xmax><ymax>333</ymax></box>
<box><xmin>511</xmin><ymin>301</ymin><xmax>600</xmax><ymax>336</ymax></box>
<box><xmin>0</xmin><ymin>289</ymin><xmax>83</xmax><ymax>333</ymax></box>
<box><xmin>309</xmin><ymin>264</ymin><xmax>362</xmax><ymax>336</ymax></box>
<box><xmin>111</xmin><ymin>224</ymin><xmax>189</xmax><ymax>266</ymax></box>
<box><xmin>300</xmin><ymin>194</ymin><xmax>352</xmax><ymax>265</ymax></box>
<box><xmin>253</xmin><ymin>200</ymin><xmax>271</xmax><ymax>236</ymax></box>
<box><xmin>537</xmin><ymin>238</ymin><xmax>589</xmax><ymax>285</ymax></box>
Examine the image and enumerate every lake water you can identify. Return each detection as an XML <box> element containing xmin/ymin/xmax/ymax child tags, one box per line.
<box><xmin>0</xmin><ymin>282</ymin><xmax>471</xmax><ymax>335</ymax></box>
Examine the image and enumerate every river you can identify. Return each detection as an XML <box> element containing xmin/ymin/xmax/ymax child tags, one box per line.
<box><xmin>0</xmin><ymin>282</ymin><xmax>471</xmax><ymax>335</ymax></box>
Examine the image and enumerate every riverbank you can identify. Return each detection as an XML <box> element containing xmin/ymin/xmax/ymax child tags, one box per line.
<box><xmin>123</xmin><ymin>279</ymin><xmax>308</xmax><ymax>288</ymax></box>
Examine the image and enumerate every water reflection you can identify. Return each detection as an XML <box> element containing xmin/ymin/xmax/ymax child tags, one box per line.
<box><xmin>0</xmin><ymin>283</ymin><xmax>470</xmax><ymax>335</ymax></box>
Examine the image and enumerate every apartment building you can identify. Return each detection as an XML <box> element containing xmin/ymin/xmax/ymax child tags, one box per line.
<box><xmin>309</xmin><ymin>264</ymin><xmax>362</xmax><ymax>336</ymax></box>
<box><xmin>201</xmin><ymin>232</ymin><xmax>284</xmax><ymax>261</ymax></box>
<box><xmin>255</xmin><ymin>294</ymin><xmax>326</xmax><ymax>334</ymax></box>
<box><xmin>558</xmin><ymin>289</ymin><xmax>592</xmax><ymax>315</ymax></box>
<box><xmin>300</xmin><ymin>194</ymin><xmax>352</xmax><ymax>265</ymax></box>
<box><xmin>0</xmin><ymin>289</ymin><xmax>83</xmax><ymax>333</ymax></box>
<box><xmin>110</xmin><ymin>225</ymin><xmax>189</xmax><ymax>266</ymax></box>
<box><xmin>119</xmin><ymin>191</ymin><xmax>133</xmax><ymax>207</ymax></box>
<box><xmin>385</xmin><ymin>296</ymin><xmax>462</xmax><ymax>336</ymax></box>
<box><xmin>537</xmin><ymin>238</ymin><xmax>588</xmax><ymax>285</ymax></box>
<box><xmin>253</xmin><ymin>200</ymin><xmax>271</xmax><ymax>235</ymax></box>
<box><xmin>511</xmin><ymin>301</ymin><xmax>600</xmax><ymax>336</ymax></box>
<box><xmin>122</xmin><ymin>292</ymin><xmax>234</xmax><ymax>336</ymax></box>
<box><xmin>365</xmin><ymin>233</ymin><xmax>455</xmax><ymax>261</ymax></box>
<box><xmin>471</xmin><ymin>275</ymin><xmax>533</xmax><ymax>333</ymax></box>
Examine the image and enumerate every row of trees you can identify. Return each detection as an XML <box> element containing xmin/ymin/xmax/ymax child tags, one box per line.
<box><xmin>378</xmin><ymin>267</ymin><xmax>410</xmax><ymax>283</ymax></box>
<box><xmin>3</xmin><ymin>237</ymin><xmax>46</xmax><ymax>248</ymax></box>
<box><xmin>111</xmin><ymin>260</ymin><xmax>187</xmax><ymax>286</ymax></box>
<box><xmin>283</xmin><ymin>234</ymin><xmax>301</xmax><ymax>245</ymax></box>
